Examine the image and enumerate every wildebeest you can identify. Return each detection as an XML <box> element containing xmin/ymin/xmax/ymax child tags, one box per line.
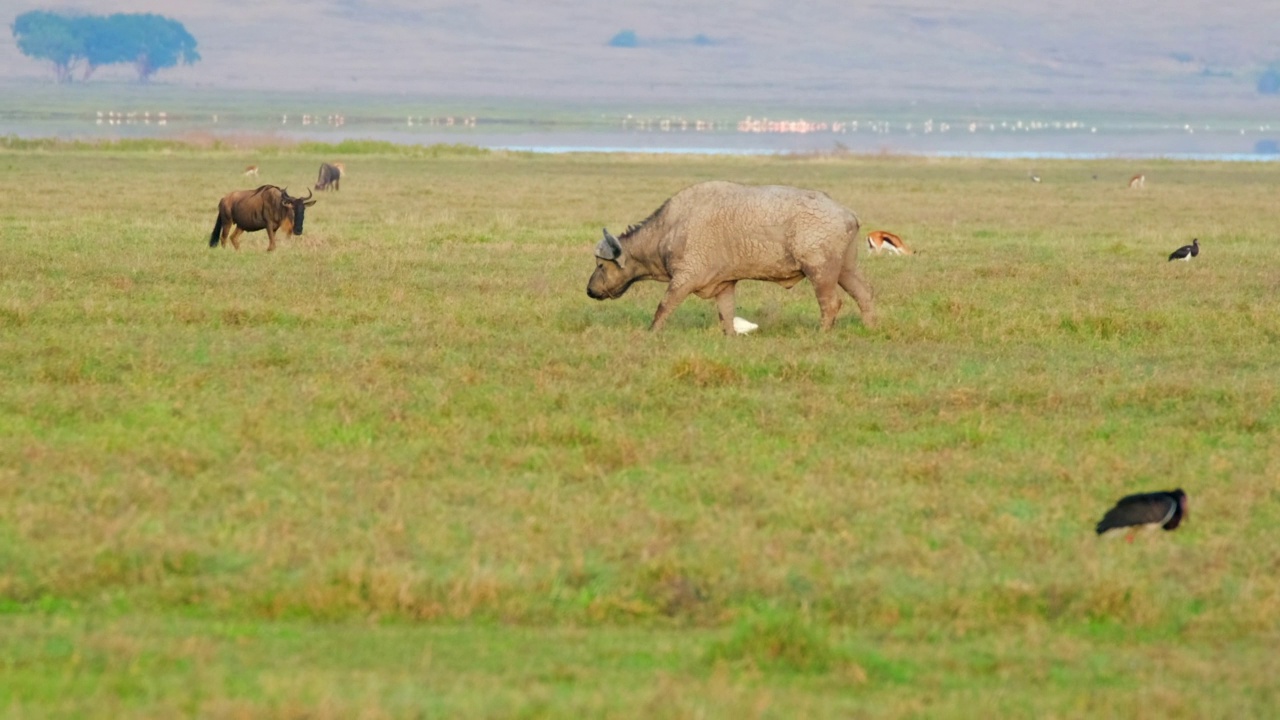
<box><xmin>587</xmin><ymin>181</ymin><xmax>875</xmax><ymax>334</ymax></box>
<box><xmin>315</xmin><ymin>162</ymin><xmax>344</xmax><ymax>191</ymax></box>
<box><xmin>209</xmin><ymin>185</ymin><xmax>315</xmax><ymax>251</ymax></box>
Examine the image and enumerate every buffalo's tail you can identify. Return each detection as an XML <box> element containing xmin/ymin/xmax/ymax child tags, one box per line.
<box><xmin>209</xmin><ymin>212</ymin><xmax>224</xmax><ymax>248</ymax></box>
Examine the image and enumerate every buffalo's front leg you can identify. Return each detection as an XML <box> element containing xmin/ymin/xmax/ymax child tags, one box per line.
<box><xmin>715</xmin><ymin>283</ymin><xmax>738</xmax><ymax>336</ymax></box>
<box><xmin>650</xmin><ymin>280</ymin><xmax>694</xmax><ymax>332</ymax></box>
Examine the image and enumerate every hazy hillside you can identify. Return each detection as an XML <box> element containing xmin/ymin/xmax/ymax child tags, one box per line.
<box><xmin>4</xmin><ymin>0</ymin><xmax>1280</xmax><ymax>112</ymax></box>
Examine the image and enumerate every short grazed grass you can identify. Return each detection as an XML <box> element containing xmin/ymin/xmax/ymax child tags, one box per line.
<box><xmin>1</xmin><ymin>145</ymin><xmax>1278</xmax><ymax>717</ymax></box>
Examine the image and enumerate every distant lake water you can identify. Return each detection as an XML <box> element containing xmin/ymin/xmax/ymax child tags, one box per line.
<box><xmin>5</xmin><ymin>108</ymin><xmax>1280</xmax><ymax>162</ymax></box>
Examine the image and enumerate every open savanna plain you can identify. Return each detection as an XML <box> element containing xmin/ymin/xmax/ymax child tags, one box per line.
<box><xmin>1</xmin><ymin>140</ymin><xmax>1278</xmax><ymax>718</ymax></box>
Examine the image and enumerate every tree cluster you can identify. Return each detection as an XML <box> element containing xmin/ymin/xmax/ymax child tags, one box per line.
<box><xmin>11</xmin><ymin>11</ymin><xmax>199</xmax><ymax>83</ymax></box>
<box><xmin>1258</xmin><ymin>65</ymin><xmax>1280</xmax><ymax>95</ymax></box>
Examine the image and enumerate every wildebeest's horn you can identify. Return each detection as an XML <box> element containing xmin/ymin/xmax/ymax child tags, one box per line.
<box><xmin>596</xmin><ymin>228</ymin><xmax>622</xmax><ymax>260</ymax></box>
<box><xmin>300</xmin><ymin>188</ymin><xmax>313</xmax><ymax>201</ymax></box>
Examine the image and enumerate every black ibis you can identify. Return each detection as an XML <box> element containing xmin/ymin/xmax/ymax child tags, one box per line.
<box><xmin>1096</xmin><ymin>489</ymin><xmax>1188</xmax><ymax>541</ymax></box>
<box><xmin>1168</xmin><ymin>238</ymin><xmax>1199</xmax><ymax>261</ymax></box>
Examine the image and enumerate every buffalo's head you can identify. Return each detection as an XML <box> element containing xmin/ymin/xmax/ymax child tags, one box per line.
<box><xmin>280</xmin><ymin>188</ymin><xmax>316</xmax><ymax>235</ymax></box>
<box><xmin>587</xmin><ymin>228</ymin><xmax>638</xmax><ymax>300</ymax></box>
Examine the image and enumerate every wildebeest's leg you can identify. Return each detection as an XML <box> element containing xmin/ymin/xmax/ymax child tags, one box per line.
<box><xmin>714</xmin><ymin>283</ymin><xmax>738</xmax><ymax>336</ymax></box>
<box><xmin>651</xmin><ymin>280</ymin><xmax>694</xmax><ymax>332</ymax></box>
<box><xmin>264</xmin><ymin>224</ymin><xmax>278</xmax><ymax>252</ymax></box>
<box><xmin>838</xmin><ymin>251</ymin><xmax>876</xmax><ymax>328</ymax></box>
<box><xmin>228</xmin><ymin>225</ymin><xmax>245</xmax><ymax>251</ymax></box>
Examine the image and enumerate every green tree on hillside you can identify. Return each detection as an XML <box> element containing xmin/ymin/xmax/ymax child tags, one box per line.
<box><xmin>124</xmin><ymin>14</ymin><xmax>200</xmax><ymax>82</ymax></box>
<box><xmin>10</xmin><ymin>11</ymin><xmax>85</xmax><ymax>83</ymax></box>
<box><xmin>1258</xmin><ymin>65</ymin><xmax>1280</xmax><ymax>95</ymax></box>
<box><xmin>11</xmin><ymin>11</ymin><xmax>199</xmax><ymax>83</ymax></box>
<box><xmin>80</xmin><ymin>13</ymin><xmax>140</xmax><ymax>81</ymax></box>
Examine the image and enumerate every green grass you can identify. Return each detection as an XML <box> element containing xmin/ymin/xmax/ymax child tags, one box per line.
<box><xmin>1</xmin><ymin>145</ymin><xmax>1279</xmax><ymax>717</ymax></box>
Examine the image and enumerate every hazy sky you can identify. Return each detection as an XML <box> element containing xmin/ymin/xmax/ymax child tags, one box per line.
<box><xmin>4</xmin><ymin>1</ymin><xmax>1280</xmax><ymax>111</ymax></box>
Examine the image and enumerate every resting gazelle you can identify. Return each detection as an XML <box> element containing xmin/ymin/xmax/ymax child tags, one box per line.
<box><xmin>1129</xmin><ymin>174</ymin><xmax>1145</xmax><ymax>189</ymax></box>
<box><xmin>865</xmin><ymin>230</ymin><xmax>913</xmax><ymax>256</ymax></box>
<box><xmin>243</xmin><ymin>164</ymin><xmax>260</xmax><ymax>177</ymax></box>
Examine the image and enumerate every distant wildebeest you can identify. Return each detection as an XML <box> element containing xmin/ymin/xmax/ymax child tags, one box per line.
<box><xmin>587</xmin><ymin>181</ymin><xmax>875</xmax><ymax>334</ymax></box>
<box><xmin>243</xmin><ymin>164</ymin><xmax>259</xmax><ymax>177</ymax></box>
<box><xmin>865</xmin><ymin>230</ymin><xmax>914</xmax><ymax>256</ymax></box>
<box><xmin>1129</xmin><ymin>173</ymin><xmax>1146</xmax><ymax>189</ymax></box>
<box><xmin>209</xmin><ymin>185</ymin><xmax>315</xmax><ymax>252</ymax></box>
<box><xmin>315</xmin><ymin>162</ymin><xmax>344</xmax><ymax>191</ymax></box>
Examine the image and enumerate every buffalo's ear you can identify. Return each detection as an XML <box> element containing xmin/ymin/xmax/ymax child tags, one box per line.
<box><xmin>596</xmin><ymin>228</ymin><xmax>626</xmax><ymax>267</ymax></box>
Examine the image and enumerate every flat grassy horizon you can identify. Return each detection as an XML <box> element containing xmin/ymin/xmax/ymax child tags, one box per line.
<box><xmin>1</xmin><ymin>142</ymin><xmax>1278</xmax><ymax>717</ymax></box>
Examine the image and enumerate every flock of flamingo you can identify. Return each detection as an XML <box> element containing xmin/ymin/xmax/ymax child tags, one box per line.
<box><xmin>96</xmin><ymin>110</ymin><xmax>168</xmax><ymax>126</ymax></box>
<box><xmin>85</xmin><ymin>109</ymin><xmax>1275</xmax><ymax>144</ymax></box>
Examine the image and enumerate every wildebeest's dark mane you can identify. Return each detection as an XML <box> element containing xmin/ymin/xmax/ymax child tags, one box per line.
<box><xmin>620</xmin><ymin>199</ymin><xmax>669</xmax><ymax>240</ymax></box>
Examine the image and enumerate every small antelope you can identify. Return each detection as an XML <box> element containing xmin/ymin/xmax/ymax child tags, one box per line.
<box><xmin>865</xmin><ymin>230</ymin><xmax>913</xmax><ymax>256</ymax></box>
<box><xmin>243</xmin><ymin>164</ymin><xmax>259</xmax><ymax>177</ymax></box>
<box><xmin>1129</xmin><ymin>174</ymin><xmax>1145</xmax><ymax>189</ymax></box>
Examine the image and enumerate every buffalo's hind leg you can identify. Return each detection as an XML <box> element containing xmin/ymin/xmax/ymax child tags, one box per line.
<box><xmin>715</xmin><ymin>283</ymin><xmax>738</xmax><ymax>336</ymax></box>
<box><xmin>801</xmin><ymin>262</ymin><xmax>844</xmax><ymax>331</ymax></box>
<box><xmin>838</xmin><ymin>252</ymin><xmax>876</xmax><ymax>328</ymax></box>
<box><xmin>814</xmin><ymin>281</ymin><xmax>843</xmax><ymax>331</ymax></box>
<box><xmin>839</xmin><ymin>269</ymin><xmax>875</xmax><ymax>327</ymax></box>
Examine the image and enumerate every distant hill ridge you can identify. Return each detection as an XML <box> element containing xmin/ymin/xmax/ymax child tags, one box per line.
<box><xmin>3</xmin><ymin>0</ymin><xmax>1278</xmax><ymax>110</ymax></box>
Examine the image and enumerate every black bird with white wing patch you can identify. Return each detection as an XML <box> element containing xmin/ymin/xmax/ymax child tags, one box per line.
<box><xmin>1096</xmin><ymin>489</ymin><xmax>1188</xmax><ymax>539</ymax></box>
<box><xmin>1168</xmin><ymin>238</ymin><xmax>1199</xmax><ymax>261</ymax></box>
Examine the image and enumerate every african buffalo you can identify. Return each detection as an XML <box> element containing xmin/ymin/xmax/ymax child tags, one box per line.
<box><xmin>587</xmin><ymin>181</ymin><xmax>875</xmax><ymax>334</ymax></box>
<box><xmin>315</xmin><ymin>162</ymin><xmax>344</xmax><ymax>191</ymax></box>
<box><xmin>209</xmin><ymin>185</ymin><xmax>315</xmax><ymax>252</ymax></box>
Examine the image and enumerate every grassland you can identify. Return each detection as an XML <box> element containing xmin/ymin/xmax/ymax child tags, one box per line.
<box><xmin>1</xmin><ymin>142</ymin><xmax>1278</xmax><ymax>718</ymax></box>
